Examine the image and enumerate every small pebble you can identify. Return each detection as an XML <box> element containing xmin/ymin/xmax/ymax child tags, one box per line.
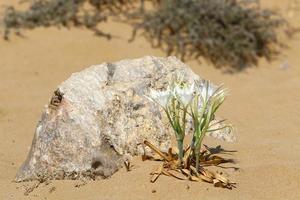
<box><xmin>49</xmin><ymin>186</ymin><xmax>56</xmax><ymax>193</ymax></box>
<box><xmin>280</xmin><ymin>60</ymin><xmax>290</xmax><ymax>70</ymax></box>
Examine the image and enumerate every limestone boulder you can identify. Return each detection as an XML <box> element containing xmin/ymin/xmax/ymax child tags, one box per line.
<box><xmin>15</xmin><ymin>56</ymin><xmax>202</xmax><ymax>182</ymax></box>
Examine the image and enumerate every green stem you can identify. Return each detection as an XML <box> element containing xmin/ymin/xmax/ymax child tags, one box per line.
<box><xmin>195</xmin><ymin>151</ymin><xmax>200</xmax><ymax>173</ymax></box>
<box><xmin>177</xmin><ymin>139</ymin><xmax>184</xmax><ymax>164</ymax></box>
<box><xmin>195</xmin><ymin>142</ymin><xmax>201</xmax><ymax>172</ymax></box>
<box><xmin>194</xmin><ymin>130</ymin><xmax>205</xmax><ymax>172</ymax></box>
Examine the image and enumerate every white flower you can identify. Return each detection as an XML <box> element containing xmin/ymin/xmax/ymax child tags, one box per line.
<box><xmin>195</xmin><ymin>80</ymin><xmax>228</xmax><ymax>114</ymax></box>
<box><xmin>199</xmin><ymin>81</ymin><xmax>217</xmax><ymax>101</ymax></box>
<box><xmin>175</xmin><ymin>82</ymin><xmax>195</xmax><ymax>107</ymax></box>
<box><xmin>146</xmin><ymin>88</ymin><xmax>173</xmax><ymax>108</ymax></box>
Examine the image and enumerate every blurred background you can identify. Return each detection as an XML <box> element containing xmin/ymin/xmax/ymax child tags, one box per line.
<box><xmin>0</xmin><ymin>0</ymin><xmax>300</xmax><ymax>199</ymax></box>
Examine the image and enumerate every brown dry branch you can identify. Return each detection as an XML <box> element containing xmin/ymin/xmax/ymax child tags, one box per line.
<box><xmin>143</xmin><ymin>140</ymin><xmax>236</xmax><ymax>189</ymax></box>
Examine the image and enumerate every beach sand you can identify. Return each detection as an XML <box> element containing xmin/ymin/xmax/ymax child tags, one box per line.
<box><xmin>0</xmin><ymin>0</ymin><xmax>300</xmax><ymax>199</ymax></box>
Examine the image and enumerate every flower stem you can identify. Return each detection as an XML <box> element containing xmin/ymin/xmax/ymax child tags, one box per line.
<box><xmin>195</xmin><ymin>136</ymin><xmax>203</xmax><ymax>172</ymax></box>
<box><xmin>195</xmin><ymin>151</ymin><xmax>200</xmax><ymax>173</ymax></box>
<box><xmin>177</xmin><ymin>139</ymin><xmax>184</xmax><ymax>165</ymax></box>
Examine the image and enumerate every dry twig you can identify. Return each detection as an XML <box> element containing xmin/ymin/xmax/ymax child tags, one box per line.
<box><xmin>143</xmin><ymin>140</ymin><xmax>236</xmax><ymax>189</ymax></box>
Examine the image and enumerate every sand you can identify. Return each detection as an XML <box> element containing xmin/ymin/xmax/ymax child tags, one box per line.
<box><xmin>0</xmin><ymin>0</ymin><xmax>300</xmax><ymax>199</ymax></box>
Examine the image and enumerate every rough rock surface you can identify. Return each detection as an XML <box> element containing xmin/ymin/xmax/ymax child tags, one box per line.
<box><xmin>15</xmin><ymin>56</ymin><xmax>202</xmax><ymax>182</ymax></box>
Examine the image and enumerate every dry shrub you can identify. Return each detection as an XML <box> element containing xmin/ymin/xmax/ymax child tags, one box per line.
<box><xmin>131</xmin><ymin>0</ymin><xmax>285</xmax><ymax>69</ymax></box>
<box><xmin>1</xmin><ymin>0</ymin><xmax>286</xmax><ymax>70</ymax></box>
<box><xmin>1</xmin><ymin>0</ymin><xmax>134</xmax><ymax>40</ymax></box>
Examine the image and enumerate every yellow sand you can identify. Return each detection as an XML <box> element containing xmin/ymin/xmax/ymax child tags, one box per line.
<box><xmin>0</xmin><ymin>0</ymin><xmax>300</xmax><ymax>199</ymax></box>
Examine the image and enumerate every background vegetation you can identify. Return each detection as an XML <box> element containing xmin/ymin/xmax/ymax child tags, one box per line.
<box><xmin>0</xmin><ymin>0</ymin><xmax>286</xmax><ymax>70</ymax></box>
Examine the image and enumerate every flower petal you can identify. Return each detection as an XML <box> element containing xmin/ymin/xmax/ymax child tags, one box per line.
<box><xmin>146</xmin><ymin>88</ymin><xmax>173</xmax><ymax>108</ymax></box>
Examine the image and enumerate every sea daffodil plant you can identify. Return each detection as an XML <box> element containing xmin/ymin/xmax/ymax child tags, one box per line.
<box><xmin>146</xmin><ymin>79</ymin><xmax>194</xmax><ymax>163</ymax></box>
<box><xmin>146</xmin><ymin>77</ymin><xmax>231</xmax><ymax>171</ymax></box>
<box><xmin>191</xmin><ymin>80</ymin><xmax>229</xmax><ymax>171</ymax></box>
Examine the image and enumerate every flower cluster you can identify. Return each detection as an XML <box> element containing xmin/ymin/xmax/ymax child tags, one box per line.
<box><xmin>146</xmin><ymin>77</ymin><xmax>233</xmax><ymax>171</ymax></box>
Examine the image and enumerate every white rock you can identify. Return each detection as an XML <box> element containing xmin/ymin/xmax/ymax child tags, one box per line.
<box><xmin>15</xmin><ymin>56</ymin><xmax>201</xmax><ymax>181</ymax></box>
